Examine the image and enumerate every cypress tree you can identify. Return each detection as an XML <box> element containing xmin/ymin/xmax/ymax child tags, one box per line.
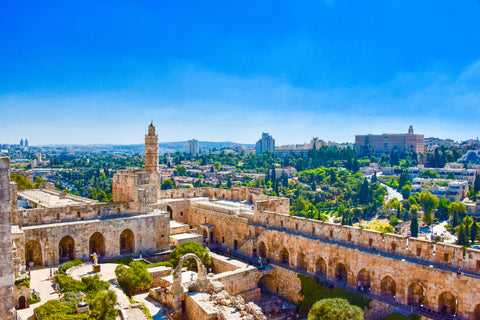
<box><xmin>457</xmin><ymin>224</ymin><xmax>468</xmax><ymax>247</ymax></box>
<box><xmin>411</xmin><ymin>216</ymin><xmax>418</xmax><ymax>237</ymax></box>
<box><xmin>471</xmin><ymin>221</ymin><xmax>478</xmax><ymax>245</ymax></box>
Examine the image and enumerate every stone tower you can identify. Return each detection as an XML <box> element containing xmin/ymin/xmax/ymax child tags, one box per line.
<box><xmin>408</xmin><ymin>125</ymin><xmax>414</xmax><ymax>134</ymax></box>
<box><xmin>145</xmin><ymin>121</ymin><xmax>159</xmax><ymax>173</ymax></box>
<box><xmin>0</xmin><ymin>158</ymin><xmax>15</xmax><ymax>319</ymax></box>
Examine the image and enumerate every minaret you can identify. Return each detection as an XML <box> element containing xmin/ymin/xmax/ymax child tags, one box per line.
<box><xmin>145</xmin><ymin>121</ymin><xmax>159</xmax><ymax>173</ymax></box>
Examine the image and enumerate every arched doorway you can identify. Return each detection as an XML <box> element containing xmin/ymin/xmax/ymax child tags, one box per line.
<box><xmin>380</xmin><ymin>276</ymin><xmax>396</xmax><ymax>299</ymax></box>
<box><xmin>59</xmin><ymin>235</ymin><xmax>75</xmax><ymax>262</ymax></box>
<box><xmin>172</xmin><ymin>253</ymin><xmax>208</xmax><ymax>295</ymax></box>
<box><xmin>18</xmin><ymin>296</ymin><xmax>26</xmax><ymax>309</ymax></box>
<box><xmin>25</xmin><ymin>240</ymin><xmax>43</xmax><ymax>267</ymax></box>
<box><xmin>407</xmin><ymin>282</ymin><xmax>425</xmax><ymax>306</ymax></box>
<box><xmin>120</xmin><ymin>229</ymin><xmax>135</xmax><ymax>254</ymax></box>
<box><xmin>89</xmin><ymin>232</ymin><xmax>106</xmax><ymax>257</ymax></box>
<box><xmin>258</xmin><ymin>241</ymin><xmax>267</xmax><ymax>258</ymax></box>
<box><xmin>474</xmin><ymin>304</ymin><xmax>480</xmax><ymax>320</ymax></box>
<box><xmin>357</xmin><ymin>269</ymin><xmax>371</xmax><ymax>291</ymax></box>
<box><xmin>167</xmin><ymin>206</ymin><xmax>173</xmax><ymax>219</ymax></box>
<box><xmin>438</xmin><ymin>292</ymin><xmax>456</xmax><ymax>315</ymax></box>
<box><xmin>336</xmin><ymin>263</ymin><xmax>348</xmax><ymax>283</ymax></box>
<box><xmin>297</xmin><ymin>252</ymin><xmax>307</xmax><ymax>271</ymax></box>
<box><xmin>315</xmin><ymin>257</ymin><xmax>327</xmax><ymax>278</ymax></box>
<box><xmin>279</xmin><ymin>247</ymin><xmax>289</xmax><ymax>265</ymax></box>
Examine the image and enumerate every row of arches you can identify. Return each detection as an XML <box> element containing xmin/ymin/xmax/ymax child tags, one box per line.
<box><xmin>257</xmin><ymin>240</ymin><xmax>460</xmax><ymax>315</ymax></box>
<box><xmin>25</xmin><ymin>229</ymin><xmax>135</xmax><ymax>266</ymax></box>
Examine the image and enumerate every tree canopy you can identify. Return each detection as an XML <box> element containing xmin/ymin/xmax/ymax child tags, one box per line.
<box><xmin>307</xmin><ymin>298</ymin><xmax>364</xmax><ymax>320</ymax></box>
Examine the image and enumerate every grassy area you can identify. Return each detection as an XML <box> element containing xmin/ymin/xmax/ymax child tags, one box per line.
<box><xmin>365</xmin><ymin>219</ymin><xmax>395</xmax><ymax>234</ymax></box>
<box><xmin>380</xmin><ymin>313</ymin><xmax>421</xmax><ymax>320</ymax></box>
<box><xmin>297</xmin><ymin>274</ymin><xmax>371</xmax><ymax>317</ymax></box>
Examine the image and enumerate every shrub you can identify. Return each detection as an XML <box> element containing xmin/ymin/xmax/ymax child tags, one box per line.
<box><xmin>15</xmin><ymin>277</ymin><xmax>30</xmax><ymax>288</ymax></box>
<box><xmin>115</xmin><ymin>261</ymin><xmax>153</xmax><ymax>297</ymax></box>
<box><xmin>89</xmin><ymin>290</ymin><xmax>117</xmax><ymax>320</ymax></box>
<box><xmin>170</xmin><ymin>242</ymin><xmax>213</xmax><ymax>270</ymax></box>
<box><xmin>308</xmin><ymin>298</ymin><xmax>363</xmax><ymax>320</ymax></box>
<box><xmin>146</xmin><ymin>261</ymin><xmax>173</xmax><ymax>269</ymax></box>
<box><xmin>58</xmin><ymin>259</ymin><xmax>83</xmax><ymax>274</ymax></box>
<box><xmin>34</xmin><ymin>299</ymin><xmax>88</xmax><ymax>320</ymax></box>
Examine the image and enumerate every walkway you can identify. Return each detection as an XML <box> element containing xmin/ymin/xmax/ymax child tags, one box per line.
<box><xmin>132</xmin><ymin>292</ymin><xmax>169</xmax><ymax>320</ymax></box>
<box><xmin>16</xmin><ymin>267</ymin><xmax>60</xmax><ymax>320</ymax></box>
<box><xmin>68</xmin><ymin>262</ymin><xmax>131</xmax><ymax>309</ymax></box>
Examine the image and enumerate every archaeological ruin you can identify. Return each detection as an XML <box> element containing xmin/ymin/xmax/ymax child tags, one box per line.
<box><xmin>1</xmin><ymin>123</ymin><xmax>480</xmax><ymax>319</ymax></box>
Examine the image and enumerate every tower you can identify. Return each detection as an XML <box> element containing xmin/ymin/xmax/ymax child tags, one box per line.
<box><xmin>408</xmin><ymin>125</ymin><xmax>414</xmax><ymax>134</ymax></box>
<box><xmin>145</xmin><ymin>122</ymin><xmax>159</xmax><ymax>173</ymax></box>
<box><xmin>0</xmin><ymin>158</ymin><xmax>15</xmax><ymax>319</ymax></box>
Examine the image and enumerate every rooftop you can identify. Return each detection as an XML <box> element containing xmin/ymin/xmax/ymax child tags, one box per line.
<box><xmin>18</xmin><ymin>189</ymin><xmax>98</xmax><ymax>208</ymax></box>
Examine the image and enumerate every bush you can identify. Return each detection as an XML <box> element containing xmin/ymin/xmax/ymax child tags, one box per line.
<box><xmin>15</xmin><ymin>277</ymin><xmax>30</xmax><ymax>288</ymax></box>
<box><xmin>170</xmin><ymin>242</ymin><xmax>213</xmax><ymax>270</ymax></box>
<box><xmin>146</xmin><ymin>261</ymin><xmax>173</xmax><ymax>269</ymax></box>
<box><xmin>34</xmin><ymin>299</ymin><xmax>88</xmax><ymax>320</ymax></box>
<box><xmin>115</xmin><ymin>261</ymin><xmax>153</xmax><ymax>297</ymax></box>
<box><xmin>89</xmin><ymin>290</ymin><xmax>117</xmax><ymax>320</ymax></box>
<box><xmin>308</xmin><ymin>298</ymin><xmax>363</xmax><ymax>320</ymax></box>
<box><xmin>58</xmin><ymin>259</ymin><xmax>83</xmax><ymax>274</ymax></box>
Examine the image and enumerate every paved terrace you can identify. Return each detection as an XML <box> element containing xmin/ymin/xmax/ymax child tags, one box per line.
<box><xmin>18</xmin><ymin>189</ymin><xmax>99</xmax><ymax>208</ymax></box>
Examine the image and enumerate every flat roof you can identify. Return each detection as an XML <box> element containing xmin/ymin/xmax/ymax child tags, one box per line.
<box><xmin>18</xmin><ymin>189</ymin><xmax>98</xmax><ymax>208</ymax></box>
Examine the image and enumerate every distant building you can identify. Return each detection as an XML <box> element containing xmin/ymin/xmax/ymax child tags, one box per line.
<box><xmin>188</xmin><ymin>139</ymin><xmax>200</xmax><ymax>154</ymax></box>
<box><xmin>20</xmin><ymin>139</ymin><xmax>23</xmax><ymax>146</ymax></box>
<box><xmin>355</xmin><ymin>125</ymin><xmax>424</xmax><ymax>156</ymax></box>
<box><xmin>274</xmin><ymin>137</ymin><xmax>327</xmax><ymax>158</ymax></box>
<box><xmin>255</xmin><ymin>133</ymin><xmax>275</xmax><ymax>156</ymax></box>
<box><xmin>24</xmin><ymin>139</ymin><xmax>28</xmax><ymax>147</ymax></box>
<box><xmin>458</xmin><ymin>150</ymin><xmax>480</xmax><ymax>164</ymax></box>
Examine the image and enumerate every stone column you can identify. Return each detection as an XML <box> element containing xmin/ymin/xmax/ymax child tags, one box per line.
<box><xmin>0</xmin><ymin>158</ymin><xmax>15</xmax><ymax>319</ymax></box>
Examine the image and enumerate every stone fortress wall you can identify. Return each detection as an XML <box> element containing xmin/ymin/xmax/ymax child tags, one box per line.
<box><xmin>0</xmin><ymin>158</ymin><xmax>15</xmax><ymax>320</ymax></box>
<box><xmin>155</xmin><ymin>186</ymin><xmax>480</xmax><ymax>319</ymax></box>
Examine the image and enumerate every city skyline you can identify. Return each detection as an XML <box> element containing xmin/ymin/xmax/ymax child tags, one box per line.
<box><xmin>1</xmin><ymin>1</ymin><xmax>480</xmax><ymax>145</ymax></box>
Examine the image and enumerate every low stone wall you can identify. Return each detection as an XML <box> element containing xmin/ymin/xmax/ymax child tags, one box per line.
<box><xmin>148</xmin><ymin>266</ymin><xmax>172</xmax><ymax>288</ymax></box>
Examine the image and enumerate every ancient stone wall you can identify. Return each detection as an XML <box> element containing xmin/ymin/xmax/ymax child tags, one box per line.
<box><xmin>187</xmin><ymin>206</ymin><xmax>254</xmax><ymax>250</ymax></box>
<box><xmin>9</xmin><ymin>182</ymin><xmax>17</xmax><ymax>225</ymax></box>
<box><xmin>17</xmin><ymin>201</ymin><xmax>130</xmax><ymax>226</ymax></box>
<box><xmin>213</xmin><ymin>267</ymin><xmax>261</xmax><ymax>301</ymax></box>
<box><xmin>254</xmin><ymin>229</ymin><xmax>480</xmax><ymax>319</ymax></box>
<box><xmin>22</xmin><ymin>212</ymin><xmax>169</xmax><ymax>266</ymax></box>
<box><xmin>254</xmin><ymin>209</ymin><xmax>475</xmax><ymax>273</ymax></box>
<box><xmin>0</xmin><ymin>158</ymin><xmax>15</xmax><ymax>320</ymax></box>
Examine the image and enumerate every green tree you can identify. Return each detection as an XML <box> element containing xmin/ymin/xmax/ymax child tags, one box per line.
<box><xmin>474</xmin><ymin>173</ymin><xmax>480</xmax><ymax>194</ymax></box>
<box><xmin>420</xmin><ymin>169</ymin><xmax>440</xmax><ymax>179</ymax></box>
<box><xmin>398</xmin><ymin>172</ymin><xmax>410</xmax><ymax>190</ymax></box>
<box><xmin>170</xmin><ymin>242</ymin><xmax>213</xmax><ymax>271</ymax></box>
<box><xmin>174</xmin><ymin>165</ymin><xmax>187</xmax><ymax>176</ymax></box>
<box><xmin>214</xmin><ymin>161</ymin><xmax>221</xmax><ymax>171</ymax></box>
<box><xmin>411</xmin><ymin>216</ymin><xmax>419</xmax><ymax>237</ymax></box>
<box><xmin>436</xmin><ymin>198</ymin><xmax>451</xmax><ymax>221</ymax></box>
<box><xmin>308</xmin><ymin>298</ymin><xmax>363</xmax><ymax>320</ymax></box>
<box><xmin>161</xmin><ymin>179</ymin><xmax>175</xmax><ymax>190</ymax></box>
<box><xmin>471</xmin><ymin>221</ymin><xmax>478</xmax><ymax>245</ymax></box>
<box><xmin>10</xmin><ymin>173</ymin><xmax>34</xmax><ymax>190</ymax></box>
<box><xmin>457</xmin><ymin>224</ymin><xmax>468</xmax><ymax>247</ymax></box>
<box><xmin>401</xmin><ymin>185</ymin><xmax>411</xmax><ymax>200</ymax></box>
<box><xmin>418</xmin><ymin>190</ymin><xmax>439</xmax><ymax>224</ymax></box>
<box><xmin>115</xmin><ymin>261</ymin><xmax>153</xmax><ymax>297</ymax></box>
<box><xmin>89</xmin><ymin>290</ymin><xmax>117</xmax><ymax>320</ymax></box>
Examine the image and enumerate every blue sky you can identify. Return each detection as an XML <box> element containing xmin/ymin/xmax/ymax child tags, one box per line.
<box><xmin>1</xmin><ymin>1</ymin><xmax>480</xmax><ymax>145</ymax></box>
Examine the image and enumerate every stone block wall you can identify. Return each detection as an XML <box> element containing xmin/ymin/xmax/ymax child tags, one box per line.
<box><xmin>0</xmin><ymin>158</ymin><xmax>15</xmax><ymax>320</ymax></box>
<box><xmin>22</xmin><ymin>212</ymin><xmax>170</xmax><ymax>266</ymax></box>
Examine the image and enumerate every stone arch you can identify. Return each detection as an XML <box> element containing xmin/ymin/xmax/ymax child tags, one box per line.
<box><xmin>120</xmin><ymin>229</ymin><xmax>135</xmax><ymax>254</ymax></box>
<box><xmin>167</xmin><ymin>205</ymin><xmax>173</xmax><ymax>219</ymax></box>
<box><xmin>279</xmin><ymin>247</ymin><xmax>289</xmax><ymax>265</ymax></box>
<box><xmin>297</xmin><ymin>251</ymin><xmax>307</xmax><ymax>271</ymax></box>
<box><xmin>315</xmin><ymin>257</ymin><xmax>327</xmax><ymax>277</ymax></box>
<box><xmin>407</xmin><ymin>281</ymin><xmax>425</xmax><ymax>306</ymax></box>
<box><xmin>380</xmin><ymin>276</ymin><xmax>396</xmax><ymax>299</ymax></box>
<box><xmin>89</xmin><ymin>232</ymin><xmax>106</xmax><ymax>257</ymax></box>
<box><xmin>25</xmin><ymin>240</ymin><xmax>43</xmax><ymax>267</ymax></box>
<box><xmin>258</xmin><ymin>241</ymin><xmax>267</xmax><ymax>258</ymax></box>
<box><xmin>335</xmin><ymin>263</ymin><xmax>348</xmax><ymax>282</ymax></box>
<box><xmin>474</xmin><ymin>304</ymin><xmax>480</xmax><ymax>320</ymax></box>
<box><xmin>59</xmin><ymin>235</ymin><xmax>76</xmax><ymax>262</ymax></box>
<box><xmin>172</xmin><ymin>253</ymin><xmax>208</xmax><ymax>295</ymax></box>
<box><xmin>357</xmin><ymin>269</ymin><xmax>371</xmax><ymax>289</ymax></box>
<box><xmin>438</xmin><ymin>291</ymin><xmax>456</xmax><ymax>315</ymax></box>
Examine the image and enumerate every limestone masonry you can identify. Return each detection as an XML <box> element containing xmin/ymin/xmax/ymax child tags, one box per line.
<box><xmin>2</xmin><ymin>123</ymin><xmax>480</xmax><ymax>319</ymax></box>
